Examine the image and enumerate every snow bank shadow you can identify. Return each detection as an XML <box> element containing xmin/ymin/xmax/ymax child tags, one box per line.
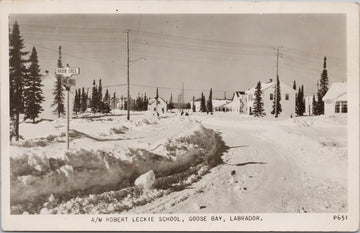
<box><xmin>232</xmin><ymin>161</ymin><xmax>267</xmax><ymax>166</ymax></box>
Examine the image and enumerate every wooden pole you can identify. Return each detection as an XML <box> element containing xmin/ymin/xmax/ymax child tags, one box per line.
<box><xmin>127</xmin><ymin>30</ymin><xmax>130</xmax><ymax>120</ymax></box>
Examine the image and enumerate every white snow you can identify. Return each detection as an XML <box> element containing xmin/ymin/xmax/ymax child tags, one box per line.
<box><xmin>10</xmin><ymin>111</ymin><xmax>347</xmax><ymax>214</ymax></box>
<box><xmin>135</xmin><ymin>170</ymin><xmax>156</xmax><ymax>190</ymax></box>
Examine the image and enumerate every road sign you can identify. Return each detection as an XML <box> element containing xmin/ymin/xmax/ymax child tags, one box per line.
<box><xmin>55</xmin><ymin>64</ymin><xmax>80</xmax><ymax>151</ymax></box>
<box><xmin>61</xmin><ymin>77</ymin><xmax>76</xmax><ymax>87</ymax></box>
<box><xmin>55</xmin><ymin>65</ymin><xmax>80</xmax><ymax>77</ymax></box>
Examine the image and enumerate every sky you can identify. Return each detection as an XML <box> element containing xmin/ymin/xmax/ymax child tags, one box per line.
<box><xmin>9</xmin><ymin>14</ymin><xmax>346</xmax><ymax>102</ymax></box>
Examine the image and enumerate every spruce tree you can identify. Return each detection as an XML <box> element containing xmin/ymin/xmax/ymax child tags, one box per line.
<box><xmin>103</xmin><ymin>89</ymin><xmax>111</xmax><ymax>114</ymax></box>
<box><xmin>98</xmin><ymin>79</ymin><xmax>103</xmax><ymax>112</ymax></box>
<box><xmin>315</xmin><ymin>91</ymin><xmax>323</xmax><ymax>115</ymax></box>
<box><xmin>253</xmin><ymin>81</ymin><xmax>265</xmax><ymax>117</ymax></box>
<box><xmin>91</xmin><ymin>80</ymin><xmax>98</xmax><ymax>114</ymax></box>
<box><xmin>9</xmin><ymin>21</ymin><xmax>29</xmax><ymax>140</ymax></box>
<box><xmin>143</xmin><ymin>93</ymin><xmax>148</xmax><ymax>111</ymax></box>
<box><xmin>296</xmin><ymin>85</ymin><xmax>305</xmax><ymax>116</ymax></box>
<box><xmin>52</xmin><ymin>46</ymin><xmax>65</xmax><ymax>118</ymax></box>
<box><xmin>168</xmin><ymin>94</ymin><xmax>174</xmax><ymax>110</ymax></box>
<box><xmin>312</xmin><ymin>95</ymin><xmax>318</xmax><ymax>115</ymax></box>
<box><xmin>111</xmin><ymin>92</ymin><xmax>116</xmax><ymax>112</ymax></box>
<box><xmin>200</xmin><ymin>92</ymin><xmax>207</xmax><ymax>112</ymax></box>
<box><xmin>296</xmin><ymin>87</ymin><xmax>301</xmax><ymax>116</ymax></box>
<box><xmin>271</xmin><ymin>75</ymin><xmax>282</xmax><ymax>117</ymax></box>
<box><xmin>73</xmin><ymin>89</ymin><xmax>79</xmax><ymax>114</ymax></box>
<box><xmin>23</xmin><ymin>46</ymin><xmax>44</xmax><ymax>123</ymax></box>
<box><xmin>207</xmin><ymin>88</ymin><xmax>213</xmax><ymax>113</ymax></box>
<box><xmin>135</xmin><ymin>93</ymin><xmax>143</xmax><ymax>111</ymax></box>
<box><xmin>192</xmin><ymin>96</ymin><xmax>196</xmax><ymax>112</ymax></box>
<box><xmin>80</xmin><ymin>87</ymin><xmax>87</xmax><ymax>112</ymax></box>
<box><xmin>300</xmin><ymin>85</ymin><xmax>305</xmax><ymax>115</ymax></box>
<box><xmin>293</xmin><ymin>80</ymin><xmax>296</xmax><ymax>90</ymax></box>
<box><xmin>316</xmin><ymin>57</ymin><xmax>329</xmax><ymax>115</ymax></box>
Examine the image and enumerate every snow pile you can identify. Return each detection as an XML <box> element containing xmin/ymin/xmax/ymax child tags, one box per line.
<box><xmin>135</xmin><ymin>170</ymin><xmax>156</xmax><ymax>190</ymax></box>
<box><xmin>10</xmin><ymin>114</ymin><xmax>226</xmax><ymax>214</ymax></box>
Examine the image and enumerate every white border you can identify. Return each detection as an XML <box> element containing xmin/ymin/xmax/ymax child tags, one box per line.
<box><xmin>1</xmin><ymin>1</ymin><xmax>359</xmax><ymax>231</ymax></box>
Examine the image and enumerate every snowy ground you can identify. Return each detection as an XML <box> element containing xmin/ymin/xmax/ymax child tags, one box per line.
<box><xmin>10</xmin><ymin>111</ymin><xmax>347</xmax><ymax>214</ymax></box>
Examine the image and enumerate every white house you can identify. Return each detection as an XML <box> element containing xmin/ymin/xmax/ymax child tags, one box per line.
<box><xmin>213</xmin><ymin>99</ymin><xmax>231</xmax><ymax>111</ymax></box>
<box><xmin>190</xmin><ymin>100</ymin><xmax>201</xmax><ymax>112</ymax></box>
<box><xmin>224</xmin><ymin>91</ymin><xmax>247</xmax><ymax>113</ymax></box>
<box><xmin>148</xmin><ymin>97</ymin><xmax>167</xmax><ymax>114</ymax></box>
<box><xmin>245</xmin><ymin>79</ymin><xmax>296</xmax><ymax>117</ymax></box>
<box><xmin>322</xmin><ymin>82</ymin><xmax>347</xmax><ymax>115</ymax></box>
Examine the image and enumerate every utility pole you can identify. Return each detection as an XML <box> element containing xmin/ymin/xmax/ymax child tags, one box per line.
<box><xmin>274</xmin><ymin>46</ymin><xmax>282</xmax><ymax>118</ymax></box>
<box><xmin>127</xmin><ymin>29</ymin><xmax>130</xmax><ymax>120</ymax></box>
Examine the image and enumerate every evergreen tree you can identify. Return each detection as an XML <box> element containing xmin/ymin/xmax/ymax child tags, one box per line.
<box><xmin>200</xmin><ymin>92</ymin><xmax>207</xmax><ymax>112</ymax></box>
<box><xmin>296</xmin><ymin>85</ymin><xmax>305</xmax><ymax>116</ymax></box>
<box><xmin>102</xmin><ymin>89</ymin><xmax>111</xmax><ymax>114</ymax></box>
<box><xmin>315</xmin><ymin>91</ymin><xmax>323</xmax><ymax>115</ymax></box>
<box><xmin>111</xmin><ymin>92</ymin><xmax>116</xmax><ymax>112</ymax></box>
<box><xmin>9</xmin><ymin>21</ymin><xmax>29</xmax><ymax>140</ymax></box>
<box><xmin>293</xmin><ymin>80</ymin><xmax>296</xmax><ymax>90</ymax></box>
<box><xmin>120</xmin><ymin>95</ymin><xmax>124</xmax><ymax>109</ymax></box>
<box><xmin>52</xmin><ymin>46</ymin><xmax>65</xmax><ymax>118</ymax></box>
<box><xmin>253</xmin><ymin>81</ymin><xmax>265</xmax><ymax>117</ymax></box>
<box><xmin>23</xmin><ymin>46</ymin><xmax>44</xmax><ymax>123</ymax></box>
<box><xmin>192</xmin><ymin>96</ymin><xmax>196</xmax><ymax>112</ymax></box>
<box><xmin>271</xmin><ymin>75</ymin><xmax>282</xmax><ymax>117</ymax></box>
<box><xmin>300</xmin><ymin>85</ymin><xmax>305</xmax><ymax>115</ymax></box>
<box><xmin>73</xmin><ymin>89</ymin><xmax>79</xmax><ymax>114</ymax></box>
<box><xmin>91</xmin><ymin>80</ymin><xmax>98</xmax><ymax>114</ymax></box>
<box><xmin>168</xmin><ymin>93</ymin><xmax>174</xmax><ymax>110</ymax></box>
<box><xmin>207</xmin><ymin>88</ymin><xmax>213</xmax><ymax>113</ymax></box>
<box><xmin>124</xmin><ymin>99</ymin><xmax>127</xmax><ymax>110</ymax></box>
<box><xmin>135</xmin><ymin>93</ymin><xmax>143</xmax><ymax>111</ymax></box>
<box><xmin>80</xmin><ymin>87</ymin><xmax>87</xmax><ymax>112</ymax></box>
<box><xmin>143</xmin><ymin>93</ymin><xmax>148</xmax><ymax>111</ymax></box>
<box><xmin>312</xmin><ymin>95</ymin><xmax>318</xmax><ymax>115</ymax></box>
<box><xmin>316</xmin><ymin>57</ymin><xmax>329</xmax><ymax>115</ymax></box>
<box><xmin>296</xmin><ymin>87</ymin><xmax>301</xmax><ymax>116</ymax></box>
<box><xmin>98</xmin><ymin>79</ymin><xmax>103</xmax><ymax>112</ymax></box>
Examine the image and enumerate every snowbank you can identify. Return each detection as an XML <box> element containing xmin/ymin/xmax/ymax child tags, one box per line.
<box><xmin>10</xmin><ymin>114</ymin><xmax>226</xmax><ymax>214</ymax></box>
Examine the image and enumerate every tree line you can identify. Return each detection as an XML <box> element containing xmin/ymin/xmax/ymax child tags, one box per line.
<box><xmin>9</xmin><ymin>21</ymin><xmax>44</xmax><ymax>141</ymax></box>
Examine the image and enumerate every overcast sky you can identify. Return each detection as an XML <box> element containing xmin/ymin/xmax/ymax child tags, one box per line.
<box><xmin>10</xmin><ymin>14</ymin><xmax>346</xmax><ymax>102</ymax></box>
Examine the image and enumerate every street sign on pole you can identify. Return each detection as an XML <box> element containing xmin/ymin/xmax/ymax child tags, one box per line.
<box><xmin>56</xmin><ymin>65</ymin><xmax>80</xmax><ymax>77</ymax></box>
<box><xmin>61</xmin><ymin>77</ymin><xmax>76</xmax><ymax>88</ymax></box>
<box><xmin>55</xmin><ymin>64</ymin><xmax>80</xmax><ymax>150</ymax></box>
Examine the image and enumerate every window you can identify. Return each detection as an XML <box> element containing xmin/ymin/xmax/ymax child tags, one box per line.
<box><xmin>270</xmin><ymin>93</ymin><xmax>273</xmax><ymax>100</ymax></box>
<box><xmin>335</xmin><ymin>102</ymin><xmax>340</xmax><ymax>113</ymax></box>
<box><xmin>285</xmin><ymin>94</ymin><xmax>289</xmax><ymax>100</ymax></box>
<box><xmin>341</xmin><ymin>101</ymin><xmax>347</xmax><ymax>113</ymax></box>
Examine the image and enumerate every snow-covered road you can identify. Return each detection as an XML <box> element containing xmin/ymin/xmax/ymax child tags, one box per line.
<box><xmin>11</xmin><ymin>112</ymin><xmax>347</xmax><ymax>214</ymax></box>
<box><xmin>131</xmin><ymin>115</ymin><xmax>347</xmax><ymax>213</ymax></box>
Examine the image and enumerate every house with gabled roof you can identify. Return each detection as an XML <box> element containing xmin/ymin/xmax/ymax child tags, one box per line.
<box><xmin>224</xmin><ymin>91</ymin><xmax>247</xmax><ymax>113</ymax></box>
<box><xmin>322</xmin><ymin>82</ymin><xmax>347</xmax><ymax>115</ymax></box>
<box><xmin>245</xmin><ymin>79</ymin><xmax>296</xmax><ymax>117</ymax></box>
<box><xmin>148</xmin><ymin>97</ymin><xmax>167</xmax><ymax>114</ymax></box>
